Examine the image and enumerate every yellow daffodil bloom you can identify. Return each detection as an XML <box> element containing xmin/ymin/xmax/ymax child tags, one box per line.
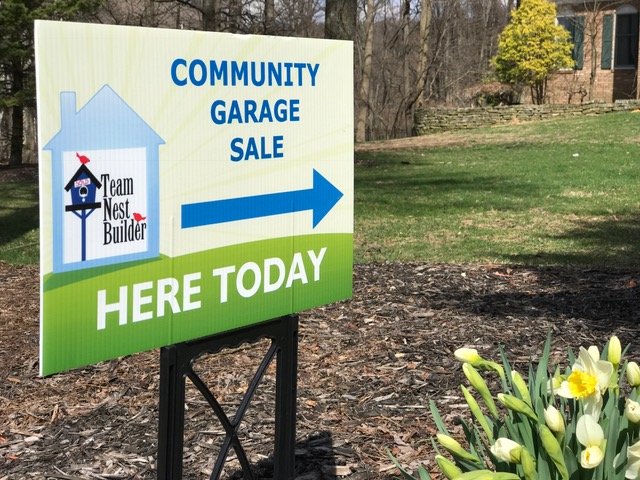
<box><xmin>557</xmin><ymin>347</ymin><xmax>613</xmax><ymax>418</ymax></box>
<box><xmin>626</xmin><ymin>398</ymin><xmax>640</xmax><ymax>424</ymax></box>
<box><xmin>576</xmin><ymin>414</ymin><xmax>605</xmax><ymax>469</ymax></box>
<box><xmin>628</xmin><ymin>361</ymin><xmax>640</xmax><ymax>387</ymax></box>
<box><xmin>625</xmin><ymin>439</ymin><xmax>640</xmax><ymax>480</ymax></box>
<box><xmin>490</xmin><ymin>437</ymin><xmax>522</xmax><ymax>463</ymax></box>
<box><xmin>608</xmin><ymin>335</ymin><xmax>622</xmax><ymax>366</ymax></box>
<box><xmin>544</xmin><ymin>404</ymin><xmax>565</xmax><ymax>434</ymax></box>
<box><xmin>455</xmin><ymin>347</ymin><xmax>483</xmax><ymax>363</ymax></box>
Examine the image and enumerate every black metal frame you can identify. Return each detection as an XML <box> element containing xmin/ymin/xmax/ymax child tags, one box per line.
<box><xmin>157</xmin><ymin>315</ymin><xmax>298</xmax><ymax>480</ymax></box>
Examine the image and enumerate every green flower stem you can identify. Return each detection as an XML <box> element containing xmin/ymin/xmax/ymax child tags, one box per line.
<box><xmin>461</xmin><ymin>385</ymin><xmax>494</xmax><ymax>442</ymax></box>
<box><xmin>476</xmin><ymin>360</ymin><xmax>506</xmax><ymax>382</ymax></box>
<box><xmin>464</xmin><ymin>363</ymin><xmax>499</xmax><ymax>417</ymax></box>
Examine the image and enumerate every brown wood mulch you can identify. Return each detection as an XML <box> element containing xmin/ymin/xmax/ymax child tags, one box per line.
<box><xmin>1</xmin><ymin>261</ymin><xmax>639</xmax><ymax>480</ymax></box>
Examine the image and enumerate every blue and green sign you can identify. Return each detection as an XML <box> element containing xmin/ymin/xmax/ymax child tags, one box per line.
<box><xmin>36</xmin><ymin>21</ymin><xmax>353</xmax><ymax>376</ymax></box>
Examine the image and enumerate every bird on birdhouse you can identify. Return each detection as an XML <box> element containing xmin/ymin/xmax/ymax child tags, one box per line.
<box><xmin>76</xmin><ymin>152</ymin><xmax>91</xmax><ymax>164</ymax></box>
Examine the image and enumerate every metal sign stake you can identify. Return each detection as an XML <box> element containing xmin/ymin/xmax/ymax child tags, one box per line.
<box><xmin>157</xmin><ymin>315</ymin><xmax>298</xmax><ymax>480</ymax></box>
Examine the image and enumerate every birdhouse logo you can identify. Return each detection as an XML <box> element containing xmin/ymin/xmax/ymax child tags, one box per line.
<box><xmin>44</xmin><ymin>85</ymin><xmax>164</xmax><ymax>273</ymax></box>
<box><xmin>64</xmin><ymin>153</ymin><xmax>102</xmax><ymax>262</ymax></box>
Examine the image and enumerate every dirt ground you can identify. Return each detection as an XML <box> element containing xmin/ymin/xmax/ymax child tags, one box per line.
<box><xmin>2</xmin><ymin>260</ymin><xmax>639</xmax><ymax>480</ymax></box>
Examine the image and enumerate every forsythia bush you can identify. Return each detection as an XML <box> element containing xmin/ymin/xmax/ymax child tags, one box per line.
<box><xmin>390</xmin><ymin>336</ymin><xmax>640</xmax><ymax>480</ymax></box>
<box><xmin>493</xmin><ymin>0</ymin><xmax>573</xmax><ymax>104</ymax></box>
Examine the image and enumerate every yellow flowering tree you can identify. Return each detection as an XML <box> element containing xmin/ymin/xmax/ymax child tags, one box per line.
<box><xmin>493</xmin><ymin>0</ymin><xmax>573</xmax><ymax>104</ymax></box>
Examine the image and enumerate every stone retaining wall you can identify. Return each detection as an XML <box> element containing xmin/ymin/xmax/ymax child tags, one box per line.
<box><xmin>414</xmin><ymin>100</ymin><xmax>640</xmax><ymax>135</ymax></box>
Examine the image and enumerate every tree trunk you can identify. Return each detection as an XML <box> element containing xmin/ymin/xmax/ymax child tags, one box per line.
<box><xmin>402</xmin><ymin>0</ymin><xmax>411</xmax><ymax>135</ymax></box>
<box><xmin>9</xmin><ymin>61</ymin><xmax>24</xmax><ymax>166</ymax></box>
<box><xmin>202</xmin><ymin>0</ymin><xmax>220</xmax><ymax>31</ymax></box>
<box><xmin>229</xmin><ymin>0</ymin><xmax>242</xmax><ymax>33</ymax></box>
<box><xmin>415</xmin><ymin>0</ymin><xmax>431</xmax><ymax>108</ymax></box>
<box><xmin>355</xmin><ymin>0</ymin><xmax>376</xmax><ymax>142</ymax></box>
<box><xmin>264</xmin><ymin>0</ymin><xmax>275</xmax><ymax>34</ymax></box>
<box><xmin>325</xmin><ymin>0</ymin><xmax>357</xmax><ymax>40</ymax></box>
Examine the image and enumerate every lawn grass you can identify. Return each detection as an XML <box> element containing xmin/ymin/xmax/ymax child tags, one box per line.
<box><xmin>0</xmin><ymin>180</ymin><xmax>39</xmax><ymax>265</ymax></box>
<box><xmin>355</xmin><ymin>112</ymin><xmax>640</xmax><ymax>267</ymax></box>
<box><xmin>3</xmin><ymin>112</ymin><xmax>640</xmax><ymax>268</ymax></box>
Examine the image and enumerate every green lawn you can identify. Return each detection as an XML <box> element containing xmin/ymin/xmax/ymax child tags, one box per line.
<box><xmin>0</xmin><ymin>180</ymin><xmax>39</xmax><ymax>265</ymax></box>
<box><xmin>355</xmin><ymin>112</ymin><xmax>640</xmax><ymax>267</ymax></box>
<box><xmin>3</xmin><ymin>112</ymin><xmax>640</xmax><ymax>267</ymax></box>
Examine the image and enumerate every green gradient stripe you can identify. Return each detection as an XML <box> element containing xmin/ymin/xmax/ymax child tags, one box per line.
<box><xmin>41</xmin><ymin>233</ymin><xmax>352</xmax><ymax>375</ymax></box>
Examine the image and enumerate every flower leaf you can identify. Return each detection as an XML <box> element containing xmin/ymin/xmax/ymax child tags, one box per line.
<box><xmin>429</xmin><ymin>399</ymin><xmax>449</xmax><ymax>435</ymax></box>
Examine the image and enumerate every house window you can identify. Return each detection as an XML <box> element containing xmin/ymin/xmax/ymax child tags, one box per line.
<box><xmin>558</xmin><ymin>16</ymin><xmax>584</xmax><ymax>69</ymax></box>
<box><xmin>615</xmin><ymin>13</ymin><xmax>639</xmax><ymax>67</ymax></box>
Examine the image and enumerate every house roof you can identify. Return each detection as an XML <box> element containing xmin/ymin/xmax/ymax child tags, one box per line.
<box><xmin>44</xmin><ymin>85</ymin><xmax>165</xmax><ymax>152</ymax></box>
<box><xmin>64</xmin><ymin>164</ymin><xmax>102</xmax><ymax>191</ymax></box>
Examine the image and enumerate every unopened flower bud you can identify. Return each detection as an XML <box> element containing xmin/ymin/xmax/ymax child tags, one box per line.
<box><xmin>544</xmin><ymin>404</ymin><xmax>565</xmax><ymax>434</ymax></box>
<box><xmin>463</xmin><ymin>363</ymin><xmax>498</xmax><ymax>417</ymax></box>
<box><xmin>626</xmin><ymin>398</ymin><xmax>640</xmax><ymax>423</ymax></box>
<box><xmin>435</xmin><ymin>455</ymin><xmax>462</xmax><ymax>480</ymax></box>
<box><xmin>511</xmin><ymin>370</ymin><xmax>532</xmax><ymax>406</ymax></box>
<box><xmin>607</xmin><ymin>336</ymin><xmax>622</xmax><ymax>366</ymax></box>
<box><xmin>520</xmin><ymin>448</ymin><xmax>537</xmax><ymax>480</ymax></box>
<box><xmin>627</xmin><ymin>361</ymin><xmax>640</xmax><ymax>387</ymax></box>
<box><xmin>455</xmin><ymin>347</ymin><xmax>482</xmax><ymax>363</ymax></box>
<box><xmin>498</xmin><ymin>393</ymin><xmax>538</xmax><ymax>421</ymax></box>
<box><xmin>436</xmin><ymin>433</ymin><xmax>478</xmax><ymax>462</ymax></box>
<box><xmin>540</xmin><ymin>425</ymin><xmax>570</xmax><ymax>480</ymax></box>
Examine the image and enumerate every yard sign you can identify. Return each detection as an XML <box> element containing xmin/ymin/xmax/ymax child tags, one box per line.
<box><xmin>35</xmin><ymin>21</ymin><xmax>353</xmax><ymax>376</ymax></box>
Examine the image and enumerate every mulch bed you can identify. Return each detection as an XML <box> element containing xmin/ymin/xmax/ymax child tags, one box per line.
<box><xmin>1</xmin><ymin>261</ymin><xmax>639</xmax><ymax>479</ymax></box>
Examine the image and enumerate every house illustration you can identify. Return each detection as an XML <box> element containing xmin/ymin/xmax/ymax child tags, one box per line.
<box><xmin>549</xmin><ymin>0</ymin><xmax>640</xmax><ymax>103</ymax></box>
<box><xmin>44</xmin><ymin>85</ymin><xmax>165</xmax><ymax>273</ymax></box>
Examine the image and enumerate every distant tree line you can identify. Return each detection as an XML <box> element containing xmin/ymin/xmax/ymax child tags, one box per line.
<box><xmin>0</xmin><ymin>0</ymin><xmax>520</xmax><ymax>165</ymax></box>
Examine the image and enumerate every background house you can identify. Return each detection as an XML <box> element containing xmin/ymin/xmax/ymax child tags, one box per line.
<box><xmin>549</xmin><ymin>0</ymin><xmax>640</xmax><ymax>103</ymax></box>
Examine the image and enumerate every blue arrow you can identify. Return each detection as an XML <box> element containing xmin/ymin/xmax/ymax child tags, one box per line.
<box><xmin>181</xmin><ymin>169</ymin><xmax>343</xmax><ymax>229</ymax></box>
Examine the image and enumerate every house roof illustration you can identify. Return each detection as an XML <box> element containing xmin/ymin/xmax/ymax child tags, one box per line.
<box><xmin>64</xmin><ymin>164</ymin><xmax>102</xmax><ymax>192</ymax></box>
<box><xmin>44</xmin><ymin>85</ymin><xmax>164</xmax><ymax>153</ymax></box>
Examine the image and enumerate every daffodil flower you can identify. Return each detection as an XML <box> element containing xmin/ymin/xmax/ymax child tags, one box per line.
<box><xmin>628</xmin><ymin>361</ymin><xmax>640</xmax><ymax>388</ymax></box>
<box><xmin>556</xmin><ymin>347</ymin><xmax>613</xmax><ymax>418</ymax></box>
<box><xmin>576</xmin><ymin>414</ymin><xmax>605</xmax><ymax>469</ymax></box>
<box><xmin>455</xmin><ymin>347</ymin><xmax>483</xmax><ymax>363</ymax></box>
<box><xmin>608</xmin><ymin>335</ymin><xmax>622</xmax><ymax>366</ymax></box>
<box><xmin>626</xmin><ymin>398</ymin><xmax>640</xmax><ymax>424</ymax></box>
<box><xmin>626</xmin><ymin>440</ymin><xmax>640</xmax><ymax>479</ymax></box>
<box><xmin>544</xmin><ymin>404</ymin><xmax>565</xmax><ymax>434</ymax></box>
<box><xmin>490</xmin><ymin>437</ymin><xmax>522</xmax><ymax>463</ymax></box>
